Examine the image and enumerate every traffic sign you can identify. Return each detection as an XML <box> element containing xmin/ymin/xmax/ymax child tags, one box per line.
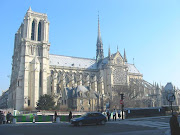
<box><xmin>120</xmin><ymin>100</ymin><xmax>124</xmax><ymax>104</ymax></box>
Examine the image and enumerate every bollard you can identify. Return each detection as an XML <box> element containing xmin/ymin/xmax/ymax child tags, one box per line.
<box><xmin>13</xmin><ymin>118</ymin><xmax>16</xmax><ymax>124</ymax></box>
<box><xmin>56</xmin><ymin>117</ymin><xmax>60</xmax><ymax>123</ymax></box>
<box><xmin>33</xmin><ymin>115</ymin><xmax>35</xmax><ymax>123</ymax></box>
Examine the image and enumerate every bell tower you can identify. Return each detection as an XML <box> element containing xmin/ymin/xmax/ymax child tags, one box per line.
<box><xmin>23</xmin><ymin>7</ymin><xmax>49</xmax><ymax>43</ymax></box>
<box><xmin>9</xmin><ymin>7</ymin><xmax>51</xmax><ymax>110</ymax></box>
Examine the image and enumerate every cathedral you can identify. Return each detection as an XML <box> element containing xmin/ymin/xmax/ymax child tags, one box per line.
<box><xmin>8</xmin><ymin>8</ymin><xmax>161</xmax><ymax>111</ymax></box>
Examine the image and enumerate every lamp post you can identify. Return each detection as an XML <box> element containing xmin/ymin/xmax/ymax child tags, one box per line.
<box><xmin>166</xmin><ymin>93</ymin><xmax>175</xmax><ymax>115</ymax></box>
<box><xmin>120</xmin><ymin>94</ymin><xmax>124</xmax><ymax>120</ymax></box>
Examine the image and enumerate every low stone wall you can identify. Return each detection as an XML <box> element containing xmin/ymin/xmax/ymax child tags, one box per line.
<box><xmin>124</xmin><ymin>107</ymin><xmax>166</xmax><ymax>119</ymax></box>
<box><xmin>14</xmin><ymin>114</ymin><xmax>81</xmax><ymax>122</ymax></box>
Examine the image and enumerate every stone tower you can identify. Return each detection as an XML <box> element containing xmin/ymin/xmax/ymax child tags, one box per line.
<box><xmin>8</xmin><ymin>7</ymin><xmax>50</xmax><ymax>110</ymax></box>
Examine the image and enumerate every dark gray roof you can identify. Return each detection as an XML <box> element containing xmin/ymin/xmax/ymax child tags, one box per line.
<box><xmin>164</xmin><ymin>82</ymin><xmax>174</xmax><ymax>91</ymax></box>
<box><xmin>50</xmin><ymin>54</ymin><xmax>141</xmax><ymax>75</ymax></box>
<box><xmin>49</xmin><ymin>54</ymin><xmax>97</xmax><ymax>69</ymax></box>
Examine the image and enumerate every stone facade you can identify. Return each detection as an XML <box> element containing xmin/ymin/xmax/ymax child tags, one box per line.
<box><xmin>8</xmin><ymin>8</ymin><xmax>161</xmax><ymax>111</ymax></box>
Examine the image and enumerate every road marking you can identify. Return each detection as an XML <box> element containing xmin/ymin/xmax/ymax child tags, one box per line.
<box><xmin>110</xmin><ymin>120</ymin><xmax>170</xmax><ymax>129</ymax></box>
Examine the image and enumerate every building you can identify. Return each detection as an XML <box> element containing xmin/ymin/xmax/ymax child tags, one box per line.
<box><xmin>8</xmin><ymin>8</ymin><xmax>161</xmax><ymax>111</ymax></box>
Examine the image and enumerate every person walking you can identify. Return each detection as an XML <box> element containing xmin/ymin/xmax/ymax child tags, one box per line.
<box><xmin>113</xmin><ymin>109</ymin><xmax>116</xmax><ymax>121</ymax></box>
<box><xmin>54</xmin><ymin>111</ymin><xmax>57</xmax><ymax>122</ymax></box>
<box><xmin>69</xmin><ymin>111</ymin><xmax>72</xmax><ymax>122</ymax></box>
<box><xmin>169</xmin><ymin>112</ymin><xmax>180</xmax><ymax>135</ymax></box>
<box><xmin>117</xmin><ymin>110</ymin><xmax>121</xmax><ymax>120</ymax></box>
<box><xmin>9</xmin><ymin>113</ymin><xmax>13</xmax><ymax>124</ymax></box>
<box><xmin>6</xmin><ymin>112</ymin><xmax>10</xmax><ymax>124</ymax></box>
<box><xmin>106</xmin><ymin>110</ymin><xmax>110</xmax><ymax>121</ymax></box>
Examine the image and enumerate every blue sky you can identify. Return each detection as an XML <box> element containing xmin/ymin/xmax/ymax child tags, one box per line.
<box><xmin>0</xmin><ymin>0</ymin><xmax>180</xmax><ymax>94</ymax></box>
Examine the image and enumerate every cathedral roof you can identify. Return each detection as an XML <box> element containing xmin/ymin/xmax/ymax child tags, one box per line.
<box><xmin>49</xmin><ymin>54</ymin><xmax>141</xmax><ymax>75</ymax></box>
<box><xmin>126</xmin><ymin>63</ymin><xmax>141</xmax><ymax>74</ymax></box>
<box><xmin>49</xmin><ymin>54</ymin><xmax>97</xmax><ymax>70</ymax></box>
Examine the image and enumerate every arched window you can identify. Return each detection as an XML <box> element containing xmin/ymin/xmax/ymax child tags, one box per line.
<box><xmin>38</xmin><ymin>22</ymin><xmax>41</xmax><ymax>41</ymax></box>
<box><xmin>31</xmin><ymin>20</ymin><xmax>35</xmax><ymax>40</ymax></box>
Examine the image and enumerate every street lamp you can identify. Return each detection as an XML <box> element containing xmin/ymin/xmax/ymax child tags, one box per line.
<box><xmin>120</xmin><ymin>93</ymin><xmax>125</xmax><ymax>120</ymax></box>
<box><xmin>166</xmin><ymin>93</ymin><xmax>175</xmax><ymax>115</ymax></box>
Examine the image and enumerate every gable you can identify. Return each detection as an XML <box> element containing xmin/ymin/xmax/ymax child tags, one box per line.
<box><xmin>112</xmin><ymin>52</ymin><xmax>124</xmax><ymax>65</ymax></box>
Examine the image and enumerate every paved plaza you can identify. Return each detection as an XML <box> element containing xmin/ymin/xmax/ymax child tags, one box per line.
<box><xmin>0</xmin><ymin>116</ymin><xmax>173</xmax><ymax>135</ymax></box>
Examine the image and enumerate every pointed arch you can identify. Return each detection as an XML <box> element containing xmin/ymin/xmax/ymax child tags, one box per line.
<box><xmin>38</xmin><ymin>21</ymin><xmax>42</xmax><ymax>41</ymax></box>
<box><xmin>31</xmin><ymin>20</ymin><xmax>35</xmax><ymax>40</ymax></box>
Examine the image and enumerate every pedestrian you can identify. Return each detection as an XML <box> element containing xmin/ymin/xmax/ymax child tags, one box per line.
<box><xmin>6</xmin><ymin>112</ymin><xmax>10</xmax><ymax>124</ymax></box>
<box><xmin>69</xmin><ymin>111</ymin><xmax>72</xmax><ymax>122</ymax></box>
<box><xmin>169</xmin><ymin>112</ymin><xmax>180</xmax><ymax>135</ymax></box>
<box><xmin>9</xmin><ymin>113</ymin><xmax>13</xmax><ymax>124</ymax></box>
<box><xmin>54</xmin><ymin>111</ymin><xmax>57</xmax><ymax>122</ymax></box>
<box><xmin>33</xmin><ymin>113</ymin><xmax>36</xmax><ymax>123</ymax></box>
<box><xmin>106</xmin><ymin>111</ymin><xmax>109</xmax><ymax>121</ymax></box>
<box><xmin>117</xmin><ymin>110</ymin><xmax>121</xmax><ymax>120</ymax></box>
<box><xmin>109</xmin><ymin>111</ymin><xmax>111</xmax><ymax>121</ymax></box>
<box><xmin>113</xmin><ymin>109</ymin><xmax>116</xmax><ymax>121</ymax></box>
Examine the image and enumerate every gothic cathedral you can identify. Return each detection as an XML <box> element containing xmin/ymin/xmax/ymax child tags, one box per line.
<box><xmin>8</xmin><ymin>8</ymin><xmax>160</xmax><ymax>111</ymax></box>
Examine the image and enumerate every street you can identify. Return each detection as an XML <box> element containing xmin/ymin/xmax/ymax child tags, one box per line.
<box><xmin>0</xmin><ymin>116</ymin><xmax>173</xmax><ymax>135</ymax></box>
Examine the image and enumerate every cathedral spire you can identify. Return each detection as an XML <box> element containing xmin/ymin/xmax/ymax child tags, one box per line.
<box><xmin>123</xmin><ymin>49</ymin><xmax>127</xmax><ymax>62</ymax></box>
<box><xmin>96</xmin><ymin>12</ymin><xmax>104</xmax><ymax>62</ymax></box>
<box><xmin>108</xmin><ymin>46</ymin><xmax>111</xmax><ymax>59</ymax></box>
<box><xmin>97</xmin><ymin>13</ymin><xmax>102</xmax><ymax>42</ymax></box>
<box><xmin>28</xmin><ymin>6</ymin><xmax>32</xmax><ymax>12</ymax></box>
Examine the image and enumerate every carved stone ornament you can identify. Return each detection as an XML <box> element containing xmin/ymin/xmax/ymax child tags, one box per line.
<box><xmin>24</xmin><ymin>96</ymin><xmax>28</xmax><ymax>104</ymax></box>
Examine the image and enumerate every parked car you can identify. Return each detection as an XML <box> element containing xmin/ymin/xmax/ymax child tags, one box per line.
<box><xmin>71</xmin><ymin>112</ymin><xmax>107</xmax><ymax>126</ymax></box>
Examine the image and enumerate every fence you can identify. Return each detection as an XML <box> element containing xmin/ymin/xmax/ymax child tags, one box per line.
<box><xmin>13</xmin><ymin>114</ymin><xmax>81</xmax><ymax>122</ymax></box>
<box><xmin>124</xmin><ymin>107</ymin><xmax>166</xmax><ymax>118</ymax></box>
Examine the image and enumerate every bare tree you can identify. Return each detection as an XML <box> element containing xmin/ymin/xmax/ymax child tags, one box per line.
<box><xmin>110</xmin><ymin>79</ymin><xmax>156</xmax><ymax>109</ymax></box>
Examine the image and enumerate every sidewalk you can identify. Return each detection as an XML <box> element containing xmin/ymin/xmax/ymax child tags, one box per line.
<box><xmin>0</xmin><ymin>121</ymin><xmax>70</xmax><ymax>127</ymax></box>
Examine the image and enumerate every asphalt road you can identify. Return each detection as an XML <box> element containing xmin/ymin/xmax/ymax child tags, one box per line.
<box><xmin>0</xmin><ymin>116</ymin><xmax>172</xmax><ymax>135</ymax></box>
